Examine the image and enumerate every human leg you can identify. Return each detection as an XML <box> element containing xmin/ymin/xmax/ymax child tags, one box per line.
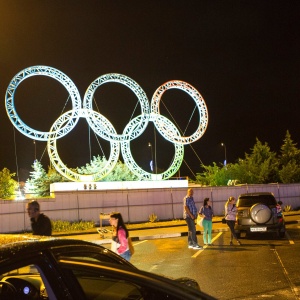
<box><xmin>207</xmin><ymin>220</ymin><xmax>213</xmax><ymax>244</ymax></box>
<box><xmin>120</xmin><ymin>249</ymin><xmax>131</xmax><ymax>261</ymax></box>
<box><xmin>185</xmin><ymin>218</ymin><xmax>193</xmax><ymax>246</ymax></box>
<box><xmin>185</xmin><ymin>217</ymin><xmax>198</xmax><ymax>246</ymax></box>
<box><xmin>202</xmin><ymin>219</ymin><xmax>208</xmax><ymax>244</ymax></box>
<box><xmin>226</xmin><ymin>220</ymin><xmax>240</xmax><ymax>245</ymax></box>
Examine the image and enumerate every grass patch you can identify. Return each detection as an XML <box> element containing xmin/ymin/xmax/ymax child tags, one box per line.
<box><xmin>52</xmin><ymin>220</ymin><xmax>95</xmax><ymax>232</ymax></box>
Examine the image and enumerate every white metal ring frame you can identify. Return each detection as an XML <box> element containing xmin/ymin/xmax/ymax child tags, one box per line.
<box><xmin>5</xmin><ymin>65</ymin><xmax>208</xmax><ymax>182</ymax></box>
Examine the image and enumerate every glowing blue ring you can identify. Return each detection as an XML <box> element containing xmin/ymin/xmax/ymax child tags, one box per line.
<box><xmin>5</xmin><ymin>65</ymin><xmax>82</xmax><ymax>141</ymax></box>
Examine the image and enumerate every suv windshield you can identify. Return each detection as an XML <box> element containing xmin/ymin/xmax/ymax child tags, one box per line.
<box><xmin>237</xmin><ymin>195</ymin><xmax>277</xmax><ymax>207</ymax></box>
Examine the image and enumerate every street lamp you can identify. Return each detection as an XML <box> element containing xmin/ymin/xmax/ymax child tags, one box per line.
<box><xmin>33</xmin><ymin>140</ymin><xmax>36</xmax><ymax>161</ymax></box>
<box><xmin>221</xmin><ymin>142</ymin><xmax>227</xmax><ymax>166</ymax></box>
<box><xmin>148</xmin><ymin>142</ymin><xmax>154</xmax><ymax>173</ymax></box>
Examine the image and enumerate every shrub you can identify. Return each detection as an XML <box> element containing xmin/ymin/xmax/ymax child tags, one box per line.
<box><xmin>52</xmin><ymin>220</ymin><xmax>95</xmax><ymax>232</ymax></box>
<box><xmin>149</xmin><ymin>213</ymin><xmax>158</xmax><ymax>223</ymax></box>
<box><xmin>283</xmin><ymin>205</ymin><xmax>292</xmax><ymax>212</ymax></box>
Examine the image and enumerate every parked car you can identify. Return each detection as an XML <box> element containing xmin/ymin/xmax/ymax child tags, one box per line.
<box><xmin>0</xmin><ymin>235</ymin><xmax>215</xmax><ymax>300</ymax></box>
<box><xmin>235</xmin><ymin>192</ymin><xmax>286</xmax><ymax>238</ymax></box>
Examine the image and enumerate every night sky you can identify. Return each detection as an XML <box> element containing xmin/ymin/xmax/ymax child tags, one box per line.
<box><xmin>0</xmin><ymin>1</ymin><xmax>299</xmax><ymax>181</ymax></box>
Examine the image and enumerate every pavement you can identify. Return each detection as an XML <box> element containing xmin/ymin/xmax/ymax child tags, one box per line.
<box><xmin>53</xmin><ymin>213</ymin><xmax>300</xmax><ymax>245</ymax></box>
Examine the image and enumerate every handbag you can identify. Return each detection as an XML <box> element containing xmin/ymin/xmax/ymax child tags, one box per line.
<box><xmin>128</xmin><ymin>237</ymin><xmax>135</xmax><ymax>255</ymax></box>
<box><xmin>197</xmin><ymin>214</ymin><xmax>204</xmax><ymax>227</ymax></box>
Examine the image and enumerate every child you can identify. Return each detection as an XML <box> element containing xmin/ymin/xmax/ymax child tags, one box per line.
<box><xmin>276</xmin><ymin>201</ymin><xmax>283</xmax><ymax>218</ymax></box>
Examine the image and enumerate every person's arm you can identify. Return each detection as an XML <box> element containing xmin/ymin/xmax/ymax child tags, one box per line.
<box><xmin>185</xmin><ymin>200</ymin><xmax>195</xmax><ymax>219</ymax></box>
<box><xmin>199</xmin><ymin>206</ymin><xmax>205</xmax><ymax>218</ymax></box>
<box><xmin>117</xmin><ymin>228</ymin><xmax>128</xmax><ymax>254</ymax></box>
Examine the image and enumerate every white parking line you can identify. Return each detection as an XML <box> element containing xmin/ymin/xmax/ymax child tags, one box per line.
<box><xmin>273</xmin><ymin>248</ymin><xmax>299</xmax><ymax>298</ymax></box>
<box><xmin>192</xmin><ymin>232</ymin><xmax>223</xmax><ymax>258</ymax></box>
<box><xmin>133</xmin><ymin>240</ymin><xmax>148</xmax><ymax>246</ymax></box>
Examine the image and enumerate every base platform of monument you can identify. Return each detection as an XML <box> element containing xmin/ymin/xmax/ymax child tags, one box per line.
<box><xmin>50</xmin><ymin>179</ymin><xmax>188</xmax><ymax>192</ymax></box>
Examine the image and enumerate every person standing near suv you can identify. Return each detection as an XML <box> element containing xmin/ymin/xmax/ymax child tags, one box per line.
<box><xmin>183</xmin><ymin>188</ymin><xmax>203</xmax><ymax>250</ymax></box>
<box><xmin>225</xmin><ymin>196</ymin><xmax>241</xmax><ymax>245</ymax></box>
<box><xmin>199</xmin><ymin>198</ymin><xmax>214</xmax><ymax>246</ymax></box>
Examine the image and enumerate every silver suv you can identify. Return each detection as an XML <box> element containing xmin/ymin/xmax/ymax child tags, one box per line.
<box><xmin>235</xmin><ymin>192</ymin><xmax>285</xmax><ymax>238</ymax></box>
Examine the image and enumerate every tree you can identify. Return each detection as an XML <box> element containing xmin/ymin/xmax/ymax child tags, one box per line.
<box><xmin>26</xmin><ymin>161</ymin><xmax>49</xmax><ymax>197</ymax></box>
<box><xmin>240</xmin><ymin>138</ymin><xmax>279</xmax><ymax>184</ymax></box>
<box><xmin>279</xmin><ymin>131</ymin><xmax>300</xmax><ymax>165</ymax></box>
<box><xmin>195</xmin><ymin>163</ymin><xmax>229</xmax><ymax>186</ymax></box>
<box><xmin>77</xmin><ymin>155</ymin><xmax>139</xmax><ymax>181</ymax></box>
<box><xmin>26</xmin><ymin>161</ymin><xmax>66</xmax><ymax>197</ymax></box>
<box><xmin>0</xmin><ymin>168</ymin><xmax>17</xmax><ymax>199</ymax></box>
<box><xmin>278</xmin><ymin>131</ymin><xmax>300</xmax><ymax>183</ymax></box>
<box><xmin>194</xmin><ymin>138</ymin><xmax>279</xmax><ymax>186</ymax></box>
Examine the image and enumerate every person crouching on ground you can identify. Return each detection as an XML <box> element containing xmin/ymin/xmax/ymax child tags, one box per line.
<box><xmin>26</xmin><ymin>200</ymin><xmax>52</xmax><ymax>236</ymax></box>
<box><xmin>109</xmin><ymin>212</ymin><xmax>131</xmax><ymax>261</ymax></box>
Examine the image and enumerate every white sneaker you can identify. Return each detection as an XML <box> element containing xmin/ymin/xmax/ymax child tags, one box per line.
<box><xmin>192</xmin><ymin>244</ymin><xmax>203</xmax><ymax>250</ymax></box>
<box><xmin>188</xmin><ymin>245</ymin><xmax>193</xmax><ymax>249</ymax></box>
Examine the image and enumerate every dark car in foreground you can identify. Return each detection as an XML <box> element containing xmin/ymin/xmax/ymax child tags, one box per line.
<box><xmin>0</xmin><ymin>235</ymin><xmax>215</xmax><ymax>300</ymax></box>
<box><xmin>235</xmin><ymin>192</ymin><xmax>286</xmax><ymax>238</ymax></box>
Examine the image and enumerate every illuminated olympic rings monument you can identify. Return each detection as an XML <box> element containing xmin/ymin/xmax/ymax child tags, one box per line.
<box><xmin>5</xmin><ymin>66</ymin><xmax>208</xmax><ymax>182</ymax></box>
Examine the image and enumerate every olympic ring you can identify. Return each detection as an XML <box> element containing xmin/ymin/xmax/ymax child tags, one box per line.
<box><xmin>83</xmin><ymin>73</ymin><xmax>150</xmax><ymax>141</ymax></box>
<box><xmin>47</xmin><ymin>109</ymin><xmax>120</xmax><ymax>182</ymax></box>
<box><xmin>151</xmin><ymin>80</ymin><xmax>208</xmax><ymax>144</ymax></box>
<box><xmin>5</xmin><ymin>66</ymin><xmax>81</xmax><ymax>141</ymax></box>
<box><xmin>121</xmin><ymin>115</ymin><xmax>184</xmax><ymax>180</ymax></box>
<box><xmin>5</xmin><ymin>65</ymin><xmax>208</xmax><ymax>182</ymax></box>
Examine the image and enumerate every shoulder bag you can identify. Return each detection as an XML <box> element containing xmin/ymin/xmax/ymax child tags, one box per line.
<box><xmin>128</xmin><ymin>237</ymin><xmax>135</xmax><ymax>255</ymax></box>
<box><xmin>197</xmin><ymin>214</ymin><xmax>204</xmax><ymax>227</ymax></box>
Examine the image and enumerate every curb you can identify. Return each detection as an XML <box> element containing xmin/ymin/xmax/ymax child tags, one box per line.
<box><xmin>52</xmin><ymin>215</ymin><xmax>299</xmax><ymax>239</ymax></box>
<box><xmin>131</xmin><ymin>227</ymin><xmax>229</xmax><ymax>242</ymax></box>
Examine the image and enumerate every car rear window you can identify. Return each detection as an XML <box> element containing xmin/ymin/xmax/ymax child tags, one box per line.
<box><xmin>237</xmin><ymin>195</ymin><xmax>277</xmax><ymax>207</ymax></box>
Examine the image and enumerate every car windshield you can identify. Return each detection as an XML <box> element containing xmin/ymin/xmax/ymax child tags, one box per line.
<box><xmin>237</xmin><ymin>195</ymin><xmax>276</xmax><ymax>207</ymax></box>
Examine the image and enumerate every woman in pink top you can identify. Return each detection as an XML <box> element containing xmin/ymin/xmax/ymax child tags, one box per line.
<box><xmin>109</xmin><ymin>212</ymin><xmax>131</xmax><ymax>261</ymax></box>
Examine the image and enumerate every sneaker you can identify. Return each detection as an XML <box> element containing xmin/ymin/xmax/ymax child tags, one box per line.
<box><xmin>188</xmin><ymin>245</ymin><xmax>193</xmax><ymax>249</ymax></box>
<box><xmin>230</xmin><ymin>241</ymin><xmax>233</xmax><ymax>246</ymax></box>
<box><xmin>237</xmin><ymin>240</ymin><xmax>241</xmax><ymax>245</ymax></box>
<box><xmin>208</xmin><ymin>243</ymin><xmax>214</xmax><ymax>246</ymax></box>
<box><xmin>192</xmin><ymin>244</ymin><xmax>203</xmax><ymax>250</ymax></box>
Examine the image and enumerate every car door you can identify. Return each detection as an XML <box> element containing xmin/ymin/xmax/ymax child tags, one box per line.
<box><xmin>58</xmin><ymin>260</ymin><xmax>215</xmax><ymax>300</ymax></box>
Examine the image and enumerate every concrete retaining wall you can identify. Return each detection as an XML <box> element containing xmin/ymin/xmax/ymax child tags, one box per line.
<box><xmin>1</xmin><ymin>183</ymin><xmax>300</xmax><ymax>233</ymax></box>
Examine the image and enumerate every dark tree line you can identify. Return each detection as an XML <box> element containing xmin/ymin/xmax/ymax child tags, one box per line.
<box><xmin>1</xmin><ymin>131</ymin><xmax>300</xmax><ymax>198</ymax></box>
<box><xmin>194</xmin><ymin>131</ymin><xmax>300</xmax><ymax>186</ymax></box>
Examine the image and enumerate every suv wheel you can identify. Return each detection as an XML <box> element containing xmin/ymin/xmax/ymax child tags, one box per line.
<box><xmin>250</xmin><ymin>203</ymin><xmax>272</xmax><ymax>224</ymax></box>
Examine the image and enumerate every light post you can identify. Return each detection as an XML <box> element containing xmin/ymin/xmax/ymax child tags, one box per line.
<box><xmin>148</xmin><ymin>142</ymin><xmax>154</xmax><ymax>173</ymax></box>
<box><xmin>221</xmin><ymin>142</ymin><xmax>227</xmax><ymax>166</ymax></box>
<box><xmin>33</xmin><ymin>140</ymin><xmax>36</xmax><ymax>161</ymax></box>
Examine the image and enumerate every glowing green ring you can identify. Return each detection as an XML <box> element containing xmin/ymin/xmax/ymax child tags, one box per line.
<box><xmin>121</xmin><ymin>114</ymin><xmax>184</xmax><ymax>180</ymax></box>
<box><xmin>47</xmin><ymin>109</ymin><xmax>120</xmax><ymax>182</ymax></box>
